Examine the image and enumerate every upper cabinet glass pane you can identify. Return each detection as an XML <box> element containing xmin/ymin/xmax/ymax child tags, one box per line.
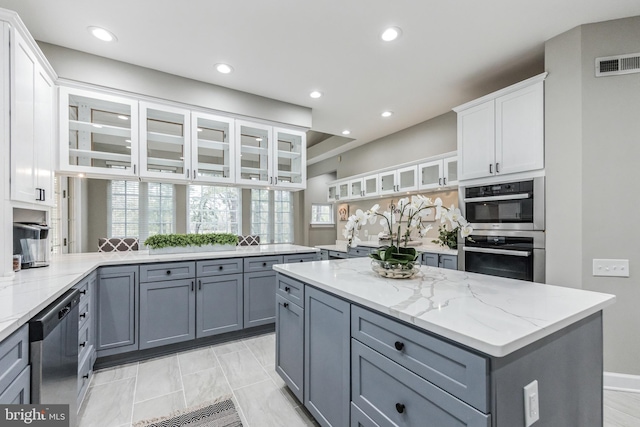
<box><xmin>238</xmin><ymin>124</ymin><xmax>270</xmax><ymax>184</ymax></box>
<box><xmin>194</xmin><ymin>115</ymin><xmax>233</xmax><ymax>181</ymax></box>
<box><xmin>67</xmin><ymin>93</ymin><xmax>133</xmax><ymax>171</ymax></box>
<box><xmin>143</xmin><ymin>106</ymin><xmax>188</xmax><ymax>176</ymax></box>
<box><xmin>274</xmin><ymin>129</ymin><xmax>304</xmax><ymax>185</ymax></box>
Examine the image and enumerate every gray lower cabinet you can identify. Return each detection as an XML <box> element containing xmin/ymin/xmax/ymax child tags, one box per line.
<box><xmin>422</xmin><ymin>252</ymin><xmax>458</xmax><ymax>270</ymax></box>
<box><xmin>96</xmin><ymin>265</ymin><xmax>139</xmax><ymax>357</ymax></box>
<box><xmin>197</xmin><ymin>273</ymin><xmax>243</xmax><ymax>338</ymax></box>
<box><xmin>304</xmin><ymin>285</ymin><xmax>350</xmax><ymax>427</ymax></box>
<box><xmin>0</xmin><ymin>324</ymin><xmax>30</xmax><ymax>404</ymax></box>
<box><xmin>347</xmin><ymin>247</ymin><xmax>373</xmax><ymax>258</ymax></box>
<box><xmin>244</xmin><ymin>270</ymin><xmax>278</xmax><ymax>327</ymax></box>
<box><xmin>351</xmin><ymin>403</ymin><xmax>379</xmax><ymax>427</ymax></box>
<box><xmin>275</xmin><ymin>293</ymin><xmax>304</xmax><ymax>402</ymax></box>
<box><xmin>76</xmin><ymin>271</ymin><xmax>97</xmax><ymax>407</ymax></box>
<box><xmin>319</xmin><ymin>250</ymin><xmax>329</xmax><ymax>260</ymax></box>
<box><xmin>422</xmin><ymin>252</ymin><xmax>439</xmax><ymax>267</ymax></box>
<box><xmin>352</xmin><ymin>340</ymin><xmax>490</xmax><ymax>427</ymax></box>
<box><xmin>139</xmin><ymin>278</ymin><xmax>196</xmax><ymax>349</ymax></box>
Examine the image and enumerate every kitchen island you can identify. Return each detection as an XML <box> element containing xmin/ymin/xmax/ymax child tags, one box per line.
<box><xmin>273</xmin><ymin>257</ymin><xmax>615</xmax><ymax>427</ymax></box>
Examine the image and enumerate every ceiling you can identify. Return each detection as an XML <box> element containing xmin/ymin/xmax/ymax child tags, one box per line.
<box><xmin>1</xmin><ymin>0</ymin><xmax>640</xmax><ymax>158</ymax></box>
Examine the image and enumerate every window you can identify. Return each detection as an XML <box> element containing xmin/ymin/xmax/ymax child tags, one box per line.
<box><xmin>108</xmin><ymin>181</ymin><xmax>174</xmax><ymax>241</ymax></box>
<box><xmin>251</xmin><ymin>189</ymin><xmax>294</xmax><ymax>243</ymax></box>
<box><xmin>311</xmin><ymin>203</ymin><xmax>334</xmax><ymax>225</ymax></box>
<box><xmin>188</xmin><ymin>185</ymin><xmax>241</xmax><ymax>234</ymax></box>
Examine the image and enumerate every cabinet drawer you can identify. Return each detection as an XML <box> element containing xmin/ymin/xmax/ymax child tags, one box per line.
<box><xmin>276</xmin><ymin>274</ymin><xmax>304</xmax><ymax>308</ymax></box>
<box><xmin>351</xmin><ymin>306</ymin><xmax>489</xmax><ymax>412</ymax></box>
<box><xmin>140</xmin><ymin>261</ymin><xmax>195</xmax><ymax>282</ymax></box>
<box><xmin>351</xmin><ymin>402</ymin><xmax>380</xmax><ymax>427</ymax></box>
<box><xmin>0</xmin><ymin>365</ymin><xmax>30</xmax><ymax>404</ymax></box>
<box><xmin>244</xmin><ymin>255</ymin><xmax>283</xmax><ymax>273</ymax></box>
<box><xmin>283</xmin><ymin>252</ymin><xmax>320</xmax><ymax>263</ymax></box>
<box><xmin>328</xmin><ymin>250</ymin><xmax>347</xmax><ymax>259</ymax></box>
<box><xmin>77</xmin><ymin>291</ymin><xmax>91</xmax><ymax>330</ymax></box>
<box><xmin>348</xmin><ymin>247</ymin><xmax>373</xmax><ymax>258</ymax></box>
<box><xmin>77</xmin><ymin>350</ymin><xmax>93</xmax><ymax>400</ymax></box>
<box><xmin>0</xmin><ymin>324</ymin><xmax>29</xmax><ymax>394</ymax></box>
<box><xmin>78</xmin><ymin>320</ymin><xmax>92</xmax><ymax>362</ymax></box>
<box><xmin>352</xmin><ymin>340</ymin><xmax>490</xmax><ymax>427</ymax></box>
<box><xmin>197</xmin><ymin>258</ymin><xmax>243</xmax><ymax>277</ymax></box>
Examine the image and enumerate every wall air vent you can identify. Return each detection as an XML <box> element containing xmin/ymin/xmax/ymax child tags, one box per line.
<box><xmin>596</xmin><ymin>53</ymin><xmax>640</xmax><ymax>77</ymax></box>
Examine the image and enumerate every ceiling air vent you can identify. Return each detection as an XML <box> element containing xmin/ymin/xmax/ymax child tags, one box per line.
<box><xmin>596</xmin><ymin>53</ymin><xmax>640</xmax><ymax>77</ymax></box>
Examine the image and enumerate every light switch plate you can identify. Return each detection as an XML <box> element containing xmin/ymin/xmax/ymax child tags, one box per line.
<box><xmin>593</xmin><ymin>259</ymin><xmax>630</xmax><ymax>277</ymax></box>
<box><xmin>524</xmin><ymin>380</ymin><xmax>540</xmax><ymax>426</ymax></box>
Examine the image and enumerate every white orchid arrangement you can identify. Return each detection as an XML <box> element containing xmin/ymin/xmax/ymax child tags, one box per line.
<box><xmin>343</xmin><ymin>195</ymin><xmax>473</xmax><ymax>265</ymax></box>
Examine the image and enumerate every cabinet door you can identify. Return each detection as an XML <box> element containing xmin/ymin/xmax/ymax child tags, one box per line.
<box><xmin>10</xmin><ymin>28</ymin><xmax>36</xmax><ymax>203</ymax></box>
<box><xmin>140</xmin><ymin>102</ymin><xmax>191</xmax><ymax>181</ymax></box>
<box><xmin>443</xmin><ymin>156</ymin><xmax>458</xmax><ymax>187</ymax></box>
<box><xmin>363</xmin><ymin>174</ymin><xmax>379</xmax><ymax>197</ymax></box>
<box><xmin>418</xmin><ymin>159</ymin><xmax>444</xmax><ymax>190</ymax></box>
<box><xmin>439</xmin><ymin>254</ymin><xmax>458</xmax><ymax>270</ymax></box>
<box><xmin>196</xmin><ymin>274</ymin><xmax>243</xmax><ymax>338</ymax></box>
<box><xmin>191</xmin><ymin>112</ymin><xmax>235</xmax><ymax>184</ymax></box>
<box><xmin>34</xmin><ymin>64</ymin><xmax>54</xmax><ymax>206</ymax></box>
<box><xmin>337</xmin><ymin>181</ymin><xmax>349</xmax><ymax>200</ymax></box>
<box><xmin>327</xmin><ymin>184</ymin><xmax>338</xmax><ymax>202</ymax></box>
<box><xmin>275</xmin><ymin>294</ymin><xmax>304</xmax><ymax>402</ymax></box>
<box><xmin>378</xmin><ymin>170</ymin><xmax>397</xmax><ymax>196</ymax></box>
<box><xmin>495</xmin><ymin>81</ymin><xmax>544</xmax><ymax>176</ymax></box>
<box><xmin>274</xmin><ymin>127</ymin><xmax>306</xmax><ymax>190</ymax></box>
<box><xmin>60</xmin><ymin>86</ymin><xmax>138</xmax><ymax>177</ymax></box>
<box><xmin>304</xmin><ymin>286</ymin><xmax>350</xmax><ymax>427</ymax></box>
<box><xmin>349</xmin><ymin>178</ymin><xmax>364</xmax><ymax>199</ymax></box>
<box><xmin>236</xmin><ymin>120</ymin><xmax>272</xmax><ymax>186</ymax></box>
<box><xmin>96</xmin><ymin>266</ymin><xmax>139</xmax><ymax>357</ymax></box>
<box><xmin>397</xmin><ymin>165</ymin><xmax>418</xmax><ymax>192</ymax></box>
<box><xmin>0</xmin><ymin>366</ymin><xmax>30</xmax><ymax>404</ymax></box>
<box><xmin>458</xmin><ymin>100</ymin><xmax>495</xmax><ymax>181</ymax></box>
<box><xmin>422</xmin><ymin>252</ymin><xmax>439</xmax><ymax>267</ymax></box>
<box><xmin>139</xmin><ymin>278</ymin><xmax>196</xmax><ymax>349</ymax></box>
<box><xmin>244</xmin><ymin>271</ymin><xmax>277</xmax><ymax>327</ymax></box>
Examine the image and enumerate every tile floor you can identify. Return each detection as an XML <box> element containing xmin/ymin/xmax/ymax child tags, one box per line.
<box><xmin>78</xmin><ymin>332</ymin><xmax>319</xmax><ymax>427</ymax></box>
<box><xmin>78</xmin><ymin>332</ymin><xmax>640</xmax><ymax>427</ymax></box>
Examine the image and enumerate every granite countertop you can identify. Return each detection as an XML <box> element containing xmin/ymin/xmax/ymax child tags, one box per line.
<box><xmin>316</xmin><ymin>240</ymin><xmax>458</xmax><ymax>255</ymax></box>
<box><xmin>273</xmin><ymin>257</ymin><xmax>615</xmax><ymax>357</ymax></box>
<box><xmin>0</xmin><ymin>244</ymin><xmax>318</xmax><ymax>342</ymax></box>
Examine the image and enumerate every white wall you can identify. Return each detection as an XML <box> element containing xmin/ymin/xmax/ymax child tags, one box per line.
<box><xmin>545</xmin><ymin>15</ymin><xmax>640</xmax><ymax>375</ymax></box>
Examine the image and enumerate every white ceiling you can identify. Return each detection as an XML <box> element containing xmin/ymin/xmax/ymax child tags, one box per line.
<box><xmin>1</xmin><ymin>0</ymin><xmax>640</xmax><ymax>156</ymax></box>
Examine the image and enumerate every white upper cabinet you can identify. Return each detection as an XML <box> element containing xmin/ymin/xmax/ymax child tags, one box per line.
<box><xmin>139</xmin><ymin>102</ymin><xmax>191</xmax><ymax>181</ymax></box>
<box><xmin>362</xmin><ymin>174</ymin><xmax>379</xmax><ymax>198</ymax></box>
<box><xmin>338</xmin><ymin>181</ymin><xmax>349</xmax><ymax>200</ymax></box>
<box><xmin>235</xmin><ymin>121</ymin><xmax>306</xmax><ymax>190</ymax></box>
<box><xmin>418</xmin><ymin>156</ymin><xmax>458</xmax><ymax>190</ymax></box>
<box><xmin>191</xmin><ymin>112</ymin><xmax>235</xmax><ymax>184</ymax></box>
<box><xmin>9</xmin><ymin>25</ymin><xmax>55</xmax><ymax>206</ymax></box>
<box><xmin>59</xmin><ymin>87</ymin><xmax>139</xmax><ymax>178</ymax></box>
<box><xmin>379</xmin><ymin>165</ymin><xmax>418</xmax><ymax>196</ymax></box>
<box><xmin>327</xmin><ymin>183</ymin><xmax>338</xmax><ymax>202</ymax></box>
<box><xmin>455</xmin><ymin>73</ymin><xmax>546</xmax><ymax>182</ymax></box>
<box><xmin>349</xmin><ymin>178</ymin><xmax>364</xmax><ymax>199</ymax></box>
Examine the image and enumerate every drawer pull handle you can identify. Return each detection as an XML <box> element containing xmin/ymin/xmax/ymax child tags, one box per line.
<box><xmin>395</xmin><ymin>403</ymin><xmax>405</xmax><ymax>414</ymax></box>
<box><xmin>394</xmin><ymin>341</ymin><xmax>405</xmax><ymax>351</ymax></box>
<box><xmin>166</xmin><ymin>270</ymin><xmax>171</xmax><ymax>275</ymax></box>
<box><xmin>80</xmin><ymin>341</ymin><xmax>87</xmax><ymax>348</ymax></box>
<box><xmin>219</xmin><ymin>266</ymin><xmax>224</xmax><ymax>270</ymax></box>
<box><xmin>284</xmin><ymin>286</ymin><xmax>290</xmax><ymax>292</ymax></box>
<box><xmin>80</xmin><ymin>290</ymin><xmax>87</xmax><ymax>295</ymax></box>
<box><xmin>283</xmin><ymin>302</ymin><xmax>289</xmax><ymax>308</ymax></box>
<box><xmin>83</xmin><ymin>374</ymin><xmax>89</xmax><ymax>380</ymax></box>
<box><xmin>80</xmin><ymin>312</ymin><xmax>87</xmax><ymax>319</ymax></box>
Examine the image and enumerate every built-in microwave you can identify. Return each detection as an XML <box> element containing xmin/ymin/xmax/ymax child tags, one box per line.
<box><xmin>460</xmin><ymin>177</ymin><xmax>544</xmax><ymax>231</ymax></box>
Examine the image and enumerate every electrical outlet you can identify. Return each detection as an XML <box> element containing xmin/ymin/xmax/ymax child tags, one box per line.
<box><xmin>524</xmin><ymin>380</ymin><xmax>540</xmax><ymax>426</ymax></box>
<box><xmin>592</xmin><ymin>259</ymin><xmax>630</xmax><ymax>277</ymax></box>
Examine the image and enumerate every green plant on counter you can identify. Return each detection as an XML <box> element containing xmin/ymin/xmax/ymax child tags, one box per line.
<box><xmin>432</xmin><ymin>225</ymin><xmax>459</xmax><ymax>250</ymax></box>
<box><xmin>369</xmin><ymin>245</ymin><xmax>419</xmax><ymax>265</ymax></box>
<box><xmin>144</xmin><ymin>233</ymin><xmax>238</xmax><ymax>249</ymax></box>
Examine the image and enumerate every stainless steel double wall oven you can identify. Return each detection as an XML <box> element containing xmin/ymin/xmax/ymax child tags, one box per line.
<box><xmin>460</xmin><ymin>177</ymin><xmax>545</xmax><ymax>282</ymax></box>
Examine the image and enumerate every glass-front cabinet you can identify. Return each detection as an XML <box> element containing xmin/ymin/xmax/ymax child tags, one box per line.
<box><xmin>349</xmin><ymin>178</ymin><xmax>364</xmax><ymax>199</ymax></box>
<box><xmin>59</xmin><ymin>87</ymin><xmax>139</xmax><ymax>178</ymax></box>
<box><xmin>236</xmin><ymin>121</ymin><xmax>271</xmax><ymax>186</ymax></box>
<box><xmin>327</xmin><ymin>184</ymin><xmax>338</xmax><ymax>202</ymax></box>
<box><xmin>418</xmin><ymin>156</ymin><xmax>458</xmax><ymax>190</ymax></box>
<box><xmin>273</xmin><ymin>127</ymin><xmax>306</xmax><ymax>190</ymax></box>
<box><xmin>139</xmin><ymin>102</ymin><xmax>190</xmax><ymax>181</ymax></box>
<box><xmin>191</xmin><ymin>112</ymin><xmax>235</xmax><ymax>184</ymax></box>
<box><xmin>363</xmin><ymin>174</ymin><xmax>379</xmax><ymax>198</ymax></box>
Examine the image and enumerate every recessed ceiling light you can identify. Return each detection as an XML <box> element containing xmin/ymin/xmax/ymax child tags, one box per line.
<box><xmin>309</xmin><ymin>91</ymin><xmax>323</xmax><ymax>99</ymax></box>
<box><xmin>381</xmin><ymin>111</ymin><xmax>394</xmax><ymax>117</ymax></box>
<box><xmin>125</xmin><ymin>139</ymin><xmax>131</xmax><ymax>143</ymax></box>
<box><xmin>215</xmin><ymin>63</ymin><xmax>233</xmax><ymax>74</ymax></box>
<box><xmin>92</xmin><ymin>124</ymin><xmax>103</xmax><ymax>128</ymax></box>
<box><xmin>197</xmin><ymin>128</ymin><xmax>203</xmax><ymax>132</ymax></box>
<box><xmin>381</xmin><ymin>27</ymin><xmax>402</xmax><ymax>42</ymax></box>
<box><xmin>117</xmin><ymin>115</ymin><xmax>129</xmax><ymax>120</ymax></box>
<box><xmin>88</xmin><ymin>26</ymin><xmax>117</xmax><ymax>42</ymax></box>
<box><xmin>342</xmin><ymin>130</ymin><xmax>351</xmax><ymax>135</ymax></box>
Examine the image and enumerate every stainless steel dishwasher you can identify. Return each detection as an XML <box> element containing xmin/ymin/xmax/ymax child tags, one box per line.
<box><xmin>29</xmin><ymin>288</ymin><xmax>80</xmax><ymax>427</ymax></box>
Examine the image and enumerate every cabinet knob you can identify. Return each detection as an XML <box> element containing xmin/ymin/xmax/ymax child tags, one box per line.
<box><xmin>395</xmin><ymin>403</ymin><xmax>405</xmax><ymax>414</ymax></box>
<box><xmin>263</xmin><ymin>262</ymin><xmax>267</xmax><ymax>267</ymax></box>
<box><xmin>166</xmin><ymin>270</ymin><xmax>171</xmax><ymax>275</ymax></box>
<box><xmin>299</xmin><ymin>259</ymin><xmax>304</xmax><ymax>262</ymax></box>
<box><xmin>219</xmin><ymin>265</ymin><xmax>224</xmax><ymax>270</ymax></box>
<box><xmin>394</xmin><ymin>341</ymin><xmax>405</xmax><ymax>351</ymax></box>
<box><xmin>284</xmin><ymin>286</ymin><xmax>290</xmax><ymax>292</ymax></box>
<box><xmin>283</xmin><ymin>302</ymin><xmax>289</xmax><ymax>308</ymax></box>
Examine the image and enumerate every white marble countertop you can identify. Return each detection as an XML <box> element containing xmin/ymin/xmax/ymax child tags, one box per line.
<box><xmin>316</xmin><ymin>240</ymin><xmax>458</xmax><ymax>255</ymax></box>
<box><xmin>0</xmin><ymin>244</ymin><xmax>318</xmax><ymax>342</ymax></box>
<box><xmin>273</xmin><ymin>257</ymin><xmax>615</xmax><ymax>357</ymax></box>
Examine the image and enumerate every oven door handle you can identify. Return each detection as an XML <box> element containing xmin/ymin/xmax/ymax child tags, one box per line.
<box><xmin>463</xmin><ymin>193</ymin><xmax>531</xmax><ymax>203</ymax></box>
<box><xmin>463</xmin><ymin>246</ymin><xmax>532</xmax><ymax>257</ymax></box>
